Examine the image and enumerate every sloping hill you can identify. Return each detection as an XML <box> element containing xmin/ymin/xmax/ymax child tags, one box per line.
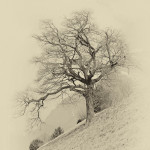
<box><xmin>38</xmin><ymin>89</ymin><xmax>150</xmax><ymax>150</ymax></box>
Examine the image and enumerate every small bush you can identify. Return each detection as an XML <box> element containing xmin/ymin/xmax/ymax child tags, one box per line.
<box><xmin>93</xmin><ymin>84</ymin><xmax>111</xmax><ymax>113</ymax></box>
<box><xmin>29</xmin><ymin>139</ymin><xmax>44</xmax><ymax>150</ymax></box>
<box><xmin>50</xmin><ymin>127</ymin><xmax>64</xmax><ymax>140</ymax></box>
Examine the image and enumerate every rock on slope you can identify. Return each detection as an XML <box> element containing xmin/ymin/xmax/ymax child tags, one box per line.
<box><xmin>38</xmin><ymin>90</ymin><xmax>150</xmax><ymax>150</ymax></box>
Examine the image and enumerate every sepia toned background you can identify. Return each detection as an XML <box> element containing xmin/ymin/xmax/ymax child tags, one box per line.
<box><xmin>0</xmin><ymin>0</ymin><xmax>150</xmax><ymax>150</ymax></box>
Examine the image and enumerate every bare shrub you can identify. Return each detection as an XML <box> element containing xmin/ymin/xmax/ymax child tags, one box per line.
<box><xmin>50</xmin><ymin>127</ymin><xmax>64</xmax><ymax>140</ymax></box>
<box><xmin>29</xmin><ymin>139</ymin><xmax>44</xmax><ymax>150</ymax></box>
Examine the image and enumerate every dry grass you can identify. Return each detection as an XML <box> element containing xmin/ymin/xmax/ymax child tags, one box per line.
<box><xmin>38</xmin><ymin>91</ymin><xmax>150</xmax><ymax>150</ymax></box>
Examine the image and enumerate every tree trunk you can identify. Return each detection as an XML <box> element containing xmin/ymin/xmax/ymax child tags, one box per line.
<box><xmin>85</xmin><ymin>84</ymin><xmax>95</xmax><ymax>124</ymax></box>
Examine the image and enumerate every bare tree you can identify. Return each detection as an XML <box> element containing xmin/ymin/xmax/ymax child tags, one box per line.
<box><xmin>17</xmin><ymin>11</ymin><xmax>128</xmax><ymax>126</ymax></box>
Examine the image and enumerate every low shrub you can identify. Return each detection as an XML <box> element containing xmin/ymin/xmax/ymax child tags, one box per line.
<box><xmin>50</xmin><ymin>127</ymin><xmax>64</xmax><ymax>140</ymax></box>
<box><xmin>29</xmin><ymin>139</ymin><xmax>44</xmax><ymax>150</ymax></box>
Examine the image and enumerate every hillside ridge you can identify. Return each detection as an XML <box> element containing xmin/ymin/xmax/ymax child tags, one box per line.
<box><xmin>38</xmin><ymin>91</ymin><xmax>148</xmax><ymax>150</ymax></box>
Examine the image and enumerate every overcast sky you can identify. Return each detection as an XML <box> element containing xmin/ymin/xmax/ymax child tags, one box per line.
<box><xmin>0</xmin><ymin>0</ymin><xmax>150</xmax><ymax>150</ymax></box>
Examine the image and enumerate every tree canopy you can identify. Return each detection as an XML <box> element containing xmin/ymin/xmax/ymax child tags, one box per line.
<box><xmin>17</xmin><ymin>11</ymin><xmax>128</xmax><ymax>127</ymax></box>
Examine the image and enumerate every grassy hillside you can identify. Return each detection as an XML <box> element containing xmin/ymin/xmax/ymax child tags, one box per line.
<box><xmin>38</xmin><ymin>89</ymin><xmax>150</xmax><ymax>150</ymax></box>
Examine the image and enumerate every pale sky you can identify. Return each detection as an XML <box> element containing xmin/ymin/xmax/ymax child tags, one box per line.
<box><xmin>0</xmin><ymin>0</ymin><xmax>150</xmax><ymax>150</ymax></box>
